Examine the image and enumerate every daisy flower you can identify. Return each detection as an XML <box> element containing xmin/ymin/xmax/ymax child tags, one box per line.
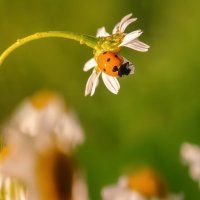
<box><xmin>181</xmin><ymin>142</ymin><xmax>200</xmax><ymax>186</ymax></box>
<box><xmin>0</xmin><ymin>91</ymin><xmax>89</xmax><ymax>200</ymax></box>
<box><xmin>101</xmin><ymin>168</ymin><xmax>183</xmax><ymax>200</ymax></box>
<box><xmin>84</xmin><ymin>13</ymin><xmax>150</xmax><ymax>96</ymax></box>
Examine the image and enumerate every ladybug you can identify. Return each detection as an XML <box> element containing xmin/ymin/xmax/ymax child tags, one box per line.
<box><xmin>96</xmin><ymin>51</ymin><xmax>132</xmax><ymax>77</ymax></box>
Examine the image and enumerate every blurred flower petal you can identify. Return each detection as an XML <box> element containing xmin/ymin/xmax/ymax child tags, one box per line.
<box><xmin>181</xmin><ymin>143</ymin><xmax>200</xmax><ymax>186</ymax></box>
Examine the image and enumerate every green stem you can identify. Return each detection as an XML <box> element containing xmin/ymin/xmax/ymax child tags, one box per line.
<box><xmin>0</xmin><ymin>31</ymin><xmax>98</xmax><ymax>65</ymax></box>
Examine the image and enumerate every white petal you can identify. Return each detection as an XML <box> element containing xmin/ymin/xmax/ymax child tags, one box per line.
<box><xmin>112</xmin><ymin>22</ymin><xmax>120</xmax><ymax>34</ymax></box>
<box><xmin>96</xmin><ymin>27</ymin><xmax>110</xmax><ymax>37</ymax></box>
<box><xmin>85</xmin><ymin>70</ymin><xmax>100</xmax><ymax>96</ymax></box>
<box><xmin>112</xmin><ymin>13</ymin><xmax>134</xmax><ymax>34</ymax></box>
<box><xmin>118</xmin><ymin>13</ymin><xmax>133</xmax><ymax>30</ymax></box>
<box><xmin>91</xmin><ymin>71</ymin><xmax>101</xmax><ymax>96</ymax></box>
<box><xmin>120</xmin><ymin>18</ymin><xmax>137</xmax><ymax>33</ymax></box>
<box><xmin>132</xmin><ymin>39</ymin><xmax>150</xmax><ymax>48</ymax></box>
<box><xmin>122</xmin><ymin>57</ymin><xmax>135</xmax><ymax>74</ymax></box>
<box><xmin>102</xmin><ymin>73</ymin><xmax>120</xmax><ymax>94</ymax></box>
<box><xmin>119</xmin><ymin>30</ymin><xmax>143</xmax><ymax>47</ymax></box>
<box><xmin>123</xmin><ymin>43</ymin><xmax>148</xmax><ymax>52</ymax></box>
<box><xmin>83</xmin><ymin>58</ymin><xmax>97</xmax><ymax>72</ymax></box>
<box><xmin>123</xmin><ymin>39</ymin><xmax>150</xmax><ymax>52</ymax></box>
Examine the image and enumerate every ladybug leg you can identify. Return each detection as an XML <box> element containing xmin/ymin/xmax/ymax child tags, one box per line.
<box><xmin>112</xmin><ymin>65</ymin><xmax>122</xmax><ymax>77</ymax></box>
<box><xmin>118</xmin><ymin>70</ymin><xmax>123</xmax><ymax>77</ymax></box>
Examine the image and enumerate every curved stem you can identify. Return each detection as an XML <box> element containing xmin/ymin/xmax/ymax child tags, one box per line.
<box><xmin>0</xmin><ymin>31</ymin><xmax>98</xmax><ymax>65</ymax></box>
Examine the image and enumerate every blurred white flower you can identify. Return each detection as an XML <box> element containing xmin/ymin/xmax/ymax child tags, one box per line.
<box><xmin>0</xmin><ymin>91</ymin><xmax>88</xmax><ymax>200</ymax></box>
<box><xmin>102</xmin><ymin>168</ymin><xmax>183</xmax><ymax>200</ymax></box>
<box><xmin>3</xmin><ymin>90</ymin><xmax>84</xmax><ymax>152</ymax></box>
<box><xmin>84</xmin><ymin>13</ymin><xmax>149</xmax><ymax>96</ymax></box>
<box><xmin>181</xmin><ymin>142</ymin><xmax>200</xmax><ymax>185</ymax></box>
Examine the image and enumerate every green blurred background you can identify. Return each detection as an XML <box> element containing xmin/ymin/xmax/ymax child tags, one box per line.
<box><xmin>0</xmin><ymin>0</ymin><xmax>200</xmax><ymax>199</ymax></box>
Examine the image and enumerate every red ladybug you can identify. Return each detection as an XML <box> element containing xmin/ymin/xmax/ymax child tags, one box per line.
<box><xmin>96</xmin><ymin>51</ymin><xmax>132</xmax><ymax>77</ymax></box>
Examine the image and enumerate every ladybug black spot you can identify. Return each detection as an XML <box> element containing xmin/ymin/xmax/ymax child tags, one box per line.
<box><xmin>114</xmin><ymin>54</ymin><xmax>118</xmax><ymax>58</ymax></box>
<box><xmin>107</xmin><ymin>58</ymin><xmax>111</xmax><ymax>62</ymax></box>
<box><xmin>112</xmin><ymin>66</ymin><xmax>118</xmax><ymax>72</ymax></box>
<box><xmin>103</xmin><ymin>52</ymin><xmax>107</xmax><ymax>54</ymax></box>
<box><xmin>103</xmin><ymin>68</ymin><xmax>106</xmax><ymax>72</ymax></box>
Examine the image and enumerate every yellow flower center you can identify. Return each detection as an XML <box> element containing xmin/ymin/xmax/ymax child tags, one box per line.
<box><xmin>127</xmin><ymin>168</ymin><xmax>167</xmax><ymax>198</ymax></box>
<box><xmin>94</xmin><ymin>33</ymin><xmax>124</xmax><ymax>58</ymax></box>
<box><xmin>30</xmin><ymin>90</ymin><xmax>56</xmax><ymax>110</ymax></box>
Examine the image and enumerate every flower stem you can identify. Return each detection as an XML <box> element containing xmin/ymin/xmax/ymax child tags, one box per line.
<box><xmin>0</xmin><ymin>31</ymin><xmax>98</xmax><ymax>65</ymax></box>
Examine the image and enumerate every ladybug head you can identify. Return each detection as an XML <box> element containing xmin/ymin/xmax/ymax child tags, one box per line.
<box><xmin>117</xmin><ymin>62</ymin><xmax>134</xmax><ymax>77</ymax></box>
